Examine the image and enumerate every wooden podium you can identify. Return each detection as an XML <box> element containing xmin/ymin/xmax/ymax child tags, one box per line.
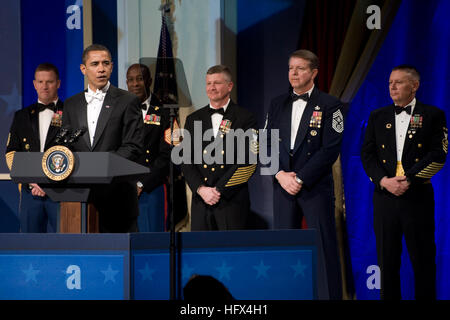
<box><xmin>10</xmin><ymin>152</ymin><xmax>150</xmax><ymax>233</ymax></box>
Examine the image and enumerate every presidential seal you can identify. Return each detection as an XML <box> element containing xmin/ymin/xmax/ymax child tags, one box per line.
<box><xmin>42</xmin><ymin>145</ymin><xmax>75</xmax><ymax>181</ymax></box>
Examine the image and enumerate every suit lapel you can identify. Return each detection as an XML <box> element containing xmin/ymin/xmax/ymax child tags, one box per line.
<box><xmin>279</xmin><ymin>96</ymin><xmax>292</xmax><ymax>154</ymax></box>
<box><xmin>77</xmin><ymin>91</ymin><xmax>91</xmax><ymax>150</ymax></box>
<box><xmin>92</xmin><ymin>86</ymin><xmax>116</xmax><ymax>150</ymax></box>
<box><xmin>292</xmin><ymin>88</ymin><xmax>317</xmax><ymax>154</ymax></box>
<box><xmin>30</xmin><ymin>104</ymin><xmax>41</xmax><ymax>150</ymax></box>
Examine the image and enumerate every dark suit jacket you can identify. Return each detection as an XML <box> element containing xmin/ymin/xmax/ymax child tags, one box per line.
<box><xmin>361</xmin><ymin>101</ymin><xmax>447</xmax><ymax>190</ymax></box>
<box><xmin>181</xmin><ymin>101</ymin><xmax>258</xmax><ymax>205</ymax></box>
<box><xmin>62</xmin><ymin>85</ymin><xmax>144</xmax><ymax>222</ymax></box>
<box><xmin>267</xmin><ymin>87</ymin><xmax>345</xmax><ymax>194</ymax></box>
<box><xmin>62</xmin><ymin>85</ymin><xmax>143</xmax><ymax>160</ymax></box>
<box><xmin>135</xmin><ymin>95</ymin><xmax>171</xmax><ymax>193</ymax></box>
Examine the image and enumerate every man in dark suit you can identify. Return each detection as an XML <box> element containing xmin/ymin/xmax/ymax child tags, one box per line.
<box><xmin>62</xmin><ymin>44</ymin><xmax>144</xmax><ymax>233</ymax></box>
<box><xmin>361</xmin><ymin>65</ymin><xmax>447</xmax><ymax>299</ymax></box>
<box><xmin>126</xmin><ymin>63</ymin><xmax>170</xmax><ymax>232</ymax></box>
<box><xmin>181</xmin><ymin>65</ymin><xmax>257</xmax><ymax>230</ymax></box>
<box><xmin>266</xmin><ymin>50</ymin><xmax>344</xmax><ymax>299</ymax></box>
<box><xmin>6</xmin><ymin>63</ymin><xmax>63</xmax><ymax>232</ymax></box>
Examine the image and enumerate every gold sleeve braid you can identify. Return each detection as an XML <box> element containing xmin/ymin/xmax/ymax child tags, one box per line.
<box><xmin>225</xmin><ymin>164</ymin><xmax>257</xmax><ymax>187</ymax></box>
<box><xmin>5</xmin><ymin>151</ymin><xmax>15</xmax><ymax>171</ymax></box>
<box><xmin>415</xmin><ymin>162</ymin><xmax>445</xmax><ymax>179</ymax></box>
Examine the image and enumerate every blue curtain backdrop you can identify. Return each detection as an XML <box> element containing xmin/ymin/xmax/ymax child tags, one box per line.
<box><xmin>343</xmin><ymin>0</ymin><xmax>450</xmax><ymax>299</ymax></box>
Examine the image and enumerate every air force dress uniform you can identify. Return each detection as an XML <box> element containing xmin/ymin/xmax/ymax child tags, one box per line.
<box><xmin>267</xmin><ymin>86</ymin><xmax>345</xmax><ymax>300</ymax></box>
<box><xmin>361</xmin><ymin>99</ymin><xmax>447</xmax><ymax>299</ymax></box>
<box><xmin>6</xmin><ymin>100</ymin><xmax>64</xmax><ymax>232</ymax></box>
<box><xmin>181</xmin><ymin>101</ymin><xmax>258</xmax><ymax>230</ymax></box>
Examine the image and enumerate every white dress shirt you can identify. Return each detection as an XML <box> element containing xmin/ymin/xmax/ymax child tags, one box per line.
<box><xmin>210</xmin><ymin>99</ymin><xmax>230</xmax><ymax>137</ymax></box>
<box><xmin>85</xmin><ymin>82</ymin><xmax>110</xmax><ymax>146</ymax></box>
<box><xmin>291</xmin><ymin>85</ymin><xmax>314</xmax><ymax>150</ymax></box>
<box><xmin>395</xmin><ymin>98</ymin><xmax>416</xmax><ymax>161</ymax></box>
<box><xmin>38</xmin><ymin>98</ymin><xmax>59</xmax><ymax>152</ymax></box>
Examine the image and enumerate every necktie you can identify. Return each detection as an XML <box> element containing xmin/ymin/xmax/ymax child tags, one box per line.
<box><xmin>85</xmin><ymin>91</ymin><xmax>105</xmax><ymax>104</ymax></box>
<box><xmin>209</xmin><ymin>107</ymin><xmax>225</xmax><ymax>116</ymax></box>
<box><xmin>291</xmin><ymin>92</ymin><xmax>309</xmax><ymax>102</ymax></box>
<box><xmin>395</xmin><ymin>105</ymin><xmax>411</xmax><ymax>115</ymax></box>
<box><xmin>38</xmin><ymin>102</ymin><xmax>56</xmax><ymax>112</ymax></box>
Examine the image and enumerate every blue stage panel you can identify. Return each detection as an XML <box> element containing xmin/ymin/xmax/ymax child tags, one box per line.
<box><xmin>131</xmin><ymin>230</ymin><xmax>317</xmax><ymax>300</ymax></box>
<box><xmin>0</xmin><ymin>234</ymin><xmax>130</xmax><ymax>300</ymax></box>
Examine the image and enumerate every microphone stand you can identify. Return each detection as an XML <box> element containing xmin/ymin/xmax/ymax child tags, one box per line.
<box><xmin>164</xmin><ymin>103</ymin><xmax>179</xmax><ymax>300</ymax></box>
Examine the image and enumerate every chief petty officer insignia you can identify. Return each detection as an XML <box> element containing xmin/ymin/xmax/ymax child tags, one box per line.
<box><xmin>250</xmin><ymin>129</ymin><xmax>259</xmax><ymax>155</ymax></box>
<box><xmin>41</xmin><ymin>145</ymin><xmax>75</xmax><ymax>181</ymax></box>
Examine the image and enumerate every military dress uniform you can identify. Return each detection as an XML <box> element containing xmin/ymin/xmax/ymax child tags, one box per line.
<box><xmin>361</xmin><ymin>99</ymin><xmax>448</xmax><ymax>299</ymax></box>
<box><xmin>267</xmin><ymin>86</ymin><xmax>345</xmax><ymax>300</ymax></box>
<box><xmin>135</xmin><ymin>95</ymin><xmax>171</xmax><ymax>232</ymax></box>
<box><xmin>181</xmin><ymin>101</ymin><xmax>258</xmax><ymax>230</ymax></box>
<box><xmin>6</xmin><ymin>100</ymin><xmax>64</xmax><ymax>232</ymax></box>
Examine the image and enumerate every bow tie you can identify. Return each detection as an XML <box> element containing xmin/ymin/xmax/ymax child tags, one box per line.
<box><xmin>209</xmin><ymin>107</ymin><xmax>226</xmax><ymax>116</ymax></box>
<box><xmin>38</xmin><ymin>102</ymin><xmax>56</xmax><ymax>112</ymax></box>
<box><xmin>141</xmin><ymin>103</ymin><xmax>148</xmax><ymax>111</ymax></box>
<box><xmin>291</xmin><ymin>92</ymin><xmax>309</xmax><ymax>102</ymax></box>
<box><xmin>395</xmin><ymin>105</ymin><xmax>412</xmax><ymax>115</ymax></box>
<box><xmin>85</xmin><ymin>91</ymin><xmax>105</xmax><ymax>104</ymax></box>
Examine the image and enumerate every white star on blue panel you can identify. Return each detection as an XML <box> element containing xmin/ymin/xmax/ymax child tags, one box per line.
<box><xmin>182</xmin><ymin>263</ymin><xmax>195</xmax><ymax>280</ymax></box>
<box><xmin>215</xmin><ymin>261</ymin><xmax>233</xmax><ymax>281</ymax></box>
<box><xmin>253</xmin><ymin>260</ymin><xmax>271</xmax><ymax>279</ymax></box>
<box><xmin>101</xmin><ymin>264</ymin><xmax>119</xmax><ymax>284</ymax></box>
<box><xmin>138</xmin><ymin>263</ymin><xmax>155</xmax><ymax>281</ymax></box>
<box><xmin>23</xmin><ymin>264</ymin><xmax>40</xmax><ymax>283</ymax></box>
<box><xmin>291</xmin><ymin>259</ymin><xmax>307</xmax><ymax>278</ymax></box>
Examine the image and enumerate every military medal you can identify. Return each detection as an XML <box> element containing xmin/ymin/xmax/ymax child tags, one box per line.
<box><xmin>51</xmin><ymin>110</ymin><xmax>63</xmax><ymax>127</ymax></box>
<box><xmin>310</xmin><ymin>130</ymin><xmax>317</xmax><ymax>136</ymax></box>
<box><xmin>145</xmin><ymin>114</ymin><xmax>161</xmax><ymax>125</ymax></box>
<box><xmin>410</xmin><ymin>114</ymin><xmax>422</xmax><ymax>129</ymax></box>
<box><xmin>219</xmin><ymin>119</ymin><xmax>232</xmax><ymax>133</ymax></box>
<box><xmin>310</xmin><ymin>111</ymin><xmax>322</xmax><ymax>128</ymax></box>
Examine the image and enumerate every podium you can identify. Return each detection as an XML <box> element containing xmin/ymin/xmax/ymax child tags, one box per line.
<box><xmin>10</xmin><ymin>152</ymin><xmax>150</xmax><ymax>233</ymax></box>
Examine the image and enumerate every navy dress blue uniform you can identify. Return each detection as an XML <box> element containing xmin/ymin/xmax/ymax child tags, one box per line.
<box><xmin>6</xmin><ymin>100</ymin><xmax>63</xmax><ymax>232</ymax></box>
<box><xmin>135</xmin><ymin>95</ymin><xmax>171</xmax><ymax>232</ymax></box>
<box><xmin>267</xmin><ymin>87</ymin><xmax>344</xmax><ymax>300</ymax></box>
<box><xmin>361</xmin><ymin>101</ymin><xmax>447</xmax><ymax>299</ymax></box>
<box><xmin>181</xmin><ymin>102</ymin><xmax>258</xmax><ymax>230</ymax></box>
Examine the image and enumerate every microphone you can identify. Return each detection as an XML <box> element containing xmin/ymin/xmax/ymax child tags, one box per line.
<box><xmin>66</xmin><ymin>126</ymin><xmax>87</xmax><ymax>145</ymax></box>
<box><xmin>55</xmin><ymin>125</ymin><xmax>72</xmax><ymax>145</ymax></box>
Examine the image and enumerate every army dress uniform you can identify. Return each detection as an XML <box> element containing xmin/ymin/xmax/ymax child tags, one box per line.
<box><xmin>361</xmin><ymin>99</ymin><xmax>448</xmax><ymax>299</ymax></box>
<box><xmin>135</xmin><ymin>95</ymin><xmax>171</xmax><ymax>232</ymax></box>
<box><xmin>181</xmin><ymin>101</ymin><xmax>258</xmax><ymax>230</ymax></box>
<box><xmin>6</xmin><ymin>100</ymin><xmax>64</xmax><ymax>232</ymax></box>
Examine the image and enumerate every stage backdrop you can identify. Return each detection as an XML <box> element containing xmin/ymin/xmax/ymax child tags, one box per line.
<box><xmin>342</xmin><ymin>0</ymin><xmax>450</xmax><ymax>300</ymax></box>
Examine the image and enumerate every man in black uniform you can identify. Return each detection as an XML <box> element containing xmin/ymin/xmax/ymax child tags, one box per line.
<box><xmin>361</xmin><ymin>65</ymin><xmax>447</xmax><ymax>300</ymax></box>
<box><xmin>266</xmin><ymin>50</ymin><xmax>344</xmax><ymax>299</ymax></box>
<box><xmin>6</xmin><ymin>63</ymin><xmax>63</xmax><ymax>232</ymax></box>
<box><xmin>126</xmin><ymin>63</ymin><xmax>171</xmax><ymax>232</ymax></box>
<box><xmin>62</xmin><ymin>44</ymin><xmax>143</xmax><ymax>233</ymax></box>
<box><xmin>181</xmin><ymin>65</ymin><xmax>257</xmax><ymax>231</ymax></box>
